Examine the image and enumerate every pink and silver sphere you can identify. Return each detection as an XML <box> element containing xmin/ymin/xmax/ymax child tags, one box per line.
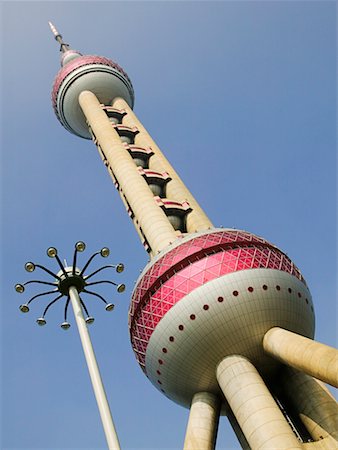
<box><xmin>129</xmin><ymin>228</ymin><xmax>314</xmax><ymax>408</ymax></box>
<box><xmin>52</xmin><ymin>52</ymin><xmax>134</xmax><ymax>139</ymax></box>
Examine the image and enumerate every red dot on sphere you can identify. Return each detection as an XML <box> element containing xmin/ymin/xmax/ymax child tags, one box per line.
<box><xmin>169</xmin><ymin>336</ymin><xmax>174</xmax><ymax>342</ymax></box>
<box><xmin>217</xmin><ymin>296</ymin><xmax>224</xmax><ymax>302</ymax></box>
<box><xmin>262</xmin><ymin>285</ymin><xmax>268</xmax><ymax>290</ymax></box>
<box><xmin>203</xmin><ymin>304</ymin><xmax>209</xmax><ymax>310</ymax></box>
<box><xmin>233</xmin><ymin>291</ymin><xmax>239</xmax><ymax>296</ymax></box>
<box><xmin>162</xmin><ymin>348</ymin><xmax>167</xmax><ymax>353</ymax></box>
<box><xmin>190</xmin><ymin>314</ymin><xmax>196</xmax><ymax>320</ymax></box>
<box><xmin>158</xmin><ymin>359</ymin><xmax>163</xmax><ymax>365</ymax></box>
<box><xmin>276</xmin><ymin>285</ymin><xmax>281</xmax><ymax>291</ymax></box>
<box><xmin>248</xmin><ymin>287</ymin><xmax>254</xmax><ymax>292</ymax></box>
<box><xmin>156</xmin><ymin>370</ymin><xmax>161</xmax><ymax>375</ymax></box>
<box><xmin>178</xmin><ymin>324</ymin><xmax>184</xmax><ymax>331</ymax></box>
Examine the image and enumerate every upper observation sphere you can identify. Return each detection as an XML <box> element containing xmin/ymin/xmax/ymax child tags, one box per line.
<box><xmin>49</xmin><ymin>22</ymin><xmax>134</xmax><ymax>139</ymax></box>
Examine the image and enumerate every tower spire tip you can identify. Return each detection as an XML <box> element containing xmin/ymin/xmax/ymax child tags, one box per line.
<box><xmin>48</xmin><ymin>21</ymin><xmax>70</xmax><ymax>54</ymax></box>
<box><xmin>48</xmin><ymin>21</ymin><xmax>60</xmax><ymax>39</ymax></box>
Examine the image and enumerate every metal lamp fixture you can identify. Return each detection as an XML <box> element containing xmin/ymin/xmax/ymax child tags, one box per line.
<box><xmin>16</xmin><ymin>241</ymin><xmax>125</xmax><ymax>328</ymax></box>
<box><xmin>15</xmin><ymin>241</ymin><xmax>125</xmax><ymax>450</ymax></box>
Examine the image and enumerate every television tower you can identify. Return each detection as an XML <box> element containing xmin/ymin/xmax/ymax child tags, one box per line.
<box><xmin>49</xmin><ymin>23</ymin><xmax>338</xmax><ymax>449</ymax></box>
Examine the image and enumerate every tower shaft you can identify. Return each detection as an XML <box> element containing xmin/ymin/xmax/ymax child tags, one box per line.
<box><xmin>79</xmin><ymin>90</ymin><xmax>213</xmax><ymax>256</ymax></box>
<box><xmin>111</xmin><ymin>97</ymin><xmax>214</xmax><ymax>234</ymax></box>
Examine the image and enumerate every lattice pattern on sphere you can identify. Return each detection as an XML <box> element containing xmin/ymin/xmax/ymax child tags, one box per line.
<box><xmin>52</xmin><ymin>55</ymin><xmax>134</xmax><ymax>116</ymax></box>
<box><xmin>129</xmin><ymin>230</ymin><xmax>305</xmax><ymax>369</ymax></box>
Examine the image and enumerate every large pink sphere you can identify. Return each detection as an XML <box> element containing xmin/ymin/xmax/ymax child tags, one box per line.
<box><xmin>129</xmin><ymin>229</ymin><xmax>314</xmax><ymax>408</ymax></box>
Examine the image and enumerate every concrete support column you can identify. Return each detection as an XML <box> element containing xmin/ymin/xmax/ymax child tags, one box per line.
<box><xmin>183</xmin><ymin>392</ymin><xmax>220</xmax><ymax>450</ymax></box>
<box><xmin>281</xmin><ymin>367</ymin><xmax>338</xmax><ymax>446</ymax></box>
<box><xmin>79</xmin><ymin>91</ymin><xmax>178</xmax><ymax>255</ymax></box>
<box><xmin>263</xmin><ymin>327</ymin><xmax>338</xmax><ymax>388</ymax></box>
<box><xmin>112</xmin><ymin>97</ymin><xmax>214</xmax><ymax>233</ymax></box>
<box><xmin>216</xmin><ymin>355</ymin><xmax>302</xmax><ymax>450</ymax></box>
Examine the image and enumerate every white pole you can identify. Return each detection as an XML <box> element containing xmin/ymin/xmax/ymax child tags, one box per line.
<box><xmin>69</xmin><ymin>285</ymin><xmax>121</xmax><ymax>450</ymax></box>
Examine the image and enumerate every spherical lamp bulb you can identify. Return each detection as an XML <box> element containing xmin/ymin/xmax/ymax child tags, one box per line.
<box><xmin>105</xmin><ymin>303</ymin><xmax>115</xmax><ymax>311</ymax></box>
<box><xmin>116</xmin><ymin>263</ymin><xmax>124</xmax><ymax>273</ymax></box>
<box><xmin>75</xmin><ymin>241</ymin><xmax>86</xmax><ymax>252</ymax></box>
<box><xmin>100</xmin><ymin>247</ymin><xmax>110</xmax><ymax>258</ymax></box>
<box><xmin>61</xmin><ymin>321</ymin><xmax>71</xmax><ymax>330</ymax></box>
<box><xmin>85</xmin><ymin>316</ymin><xmax>95</xmax><ymax>325</ymax></box>
<box><xmin>25</xmin><ymin>262</ymin><xmax>35</xmax><ymax>272</ymax></box>
<box><xmin>15</xmin><ymin>283</ymin><xmax>25</xmax><ymax>293</ymax></box>
<box><xmin>19</xmin><ymin>304</ymin><xmax>30</xmax><ymax>313</ymax></box>
<box><xmin>47</xmin><ymin>247</ymin><xmax>58</xmax><ymax>258</ymax></box>
<box><xmin>36</xmin><ymin>317</ymin><xmax>46</xmax><ymax>326</ymax></box>
<box><xmin>117</xmin><ymin>283</ymin><xmax>125</xmax><ymax>293</ymax></box>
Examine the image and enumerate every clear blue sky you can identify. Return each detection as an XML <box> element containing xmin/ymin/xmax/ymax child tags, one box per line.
<box><xmin>1</xmin><ymin>1</ymin><xmax>336</xmax><ymax>449</ymax></box>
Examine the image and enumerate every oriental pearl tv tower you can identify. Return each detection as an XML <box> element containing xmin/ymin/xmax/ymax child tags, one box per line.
<box><xmin>49</xmin><ymin>23</ymin><xmax>338</xmax><ymax>450</ymax></box>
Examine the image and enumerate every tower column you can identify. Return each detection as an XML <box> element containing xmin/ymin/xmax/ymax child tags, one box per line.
<box><xmin>281</xmin><ymin>368</ymin><xmax>338</xmax><ymax>447</ymax></box>
<box><xmin>216</xmin><ymin>355</ymin><xmax>302</xmax><ymax>450</ymax></box>
<box><xmin>112</xmin><ymin>97</ymin><xmax>214</xmax><ymax>233</ymax></box>
<box><xmin>79</xmin><ymin>90</ymin><xmax>178</xmax><ymax>255</ymax></box>
<box><xmin>263</xmin><ymin>327</ymin><xmax>338</xmax><ymax>388</ymax></box>
<box><xmin>183</xmin><ymin>392</ymin><xmax>220</xmax><ymax>450</ymax></box>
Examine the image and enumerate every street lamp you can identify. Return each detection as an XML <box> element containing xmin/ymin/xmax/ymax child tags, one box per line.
<box><xmin>15</xmin><ymin>242</ymin><xmax>125</xmax><ymax>450</ymax></box>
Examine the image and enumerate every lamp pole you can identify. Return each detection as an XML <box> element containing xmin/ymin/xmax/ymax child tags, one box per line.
<box><xmin>16</xmin><ymin>242</ymin><xmax>125</xmax><ymax>450</ymax></box>
<box><xmin>69</xmin><ymin>285</ymin><xmax>121</xmax><ymax>450</ymax></box>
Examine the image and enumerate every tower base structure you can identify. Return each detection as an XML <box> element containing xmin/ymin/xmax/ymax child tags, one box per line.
<box><xmin>183</xmin><ymin>392</ymin><xmax>220</xmax><ymax>450</ymax></box>
<box><xmin>216</xmin><ymin>355</ymin><xmax>303</xmax><ymax>449</ymax></box>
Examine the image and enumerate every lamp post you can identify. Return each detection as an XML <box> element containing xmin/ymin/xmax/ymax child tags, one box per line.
<box><xmin>15</xmin><ymin>242</ymin><xmax>125</xmax><ymax>450</ymax></box>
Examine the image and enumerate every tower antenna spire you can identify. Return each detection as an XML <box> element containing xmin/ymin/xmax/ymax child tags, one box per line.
<box><xmin>48</xmin><ymin>21</ymin><xmax>70</xmax><ymax>53</ymax></box>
